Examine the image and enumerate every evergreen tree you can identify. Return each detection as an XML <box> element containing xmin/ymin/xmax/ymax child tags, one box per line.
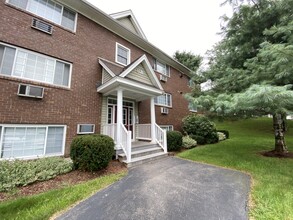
<box><xmin>187</xmin><ymin>0</ymin><xmax>293</xmax><ymax>154</ymax></box>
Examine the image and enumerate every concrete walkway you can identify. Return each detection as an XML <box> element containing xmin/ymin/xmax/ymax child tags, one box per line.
<box><xmin>57</xmin><ymin>157</ymin><xmax>250</xmax><ymax>220</ymax></box>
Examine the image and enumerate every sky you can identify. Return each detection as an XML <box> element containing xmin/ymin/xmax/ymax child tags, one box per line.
<box><xmin>87</xmin><ymin>0</ymin><xmax>233</xmax><ymax>57</ymax></box>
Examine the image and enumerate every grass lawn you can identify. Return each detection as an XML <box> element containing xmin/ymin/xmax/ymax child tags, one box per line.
<box><xmin>0</xmin><ymin>172</ymin><xmax>126</xmax><ymax>220</ymax></box>
<box><xmin>179</xmin><ymin>117</ymin><xmax>293</xmax><ymax>220</ymax></box>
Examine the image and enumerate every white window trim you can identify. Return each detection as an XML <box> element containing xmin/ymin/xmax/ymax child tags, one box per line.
<box><xmin>188</xmin><ymin>102</ymin><xmax>198</xmax><ymax>112</ymax></box>
<box><xmin>115</xmin><ymin>43</ymin><xmax>131</xmax><ymax>66</ymax></box>
<box><xmin>0</xmin><ymin>42</ymin><xmax>72</xmax><ymax>88</ymax></box>
<box><xmin>77</xmin><ymin>124</ymin><xmax>95</xmax><ymax>134</ymax></box>
<box><xmin>160</xmin><ymin>125</ymin><xmax>173</xmax><ymax>131</ymax></box>
<box><xmin>6</xmin><ymin>0</ymin><xmax>78</xmax><ymax>32</ymax></box>
<box><xmin>154</xmin><ymin>59</ymin><xmax>170</xmax><ymax>77</ymax></box>
<box><xmin>0</xmin><ymin>124</ymin><xmax>66</xmax><ymax>160</ymax></box>
<box><xmin>155</xmin><ymin>93</ymin><xmax>172</xmax><ymax>108</ymax></box>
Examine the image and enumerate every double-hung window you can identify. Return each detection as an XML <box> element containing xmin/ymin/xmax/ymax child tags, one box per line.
<box><xmin>0</xmin><ymin>125</ymin><xmax>66</xmax><ymax>159</ymax></box>
<box><xmin>154</xmin><ymin>93</ymin><xmax>172</xmax><ymax>107</ymax></box>
<box><xmin>7</xmin><ymin>0</ymin><xmax>77</xmax><ymax>31</ymax></box>
<box><xmin>0</xmin><ymin>43</ymin><xmax>71</xmax><ymax>87</ymax></box>
<box><xmin>154</xmin><ymin>59</ymin><xmax>170</xmax><ymax>77</ymax></box>
<box><xmin>188</xmin><ymin>102</ymin><xmax>197</xmax><ymax>112</ymax></box>
<box><xmin>116</xmin><ymin>43</ymin><xmax>130</xmax><ymax>66</ymax></box>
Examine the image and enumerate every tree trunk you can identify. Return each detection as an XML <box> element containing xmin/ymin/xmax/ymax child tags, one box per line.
<box><xmin>273</xmin><ymin>113</ymin><xmax>288</xmax><ymax>154</ymax></box>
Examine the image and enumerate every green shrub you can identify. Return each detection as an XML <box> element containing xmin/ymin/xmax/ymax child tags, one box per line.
<box><xmin>217</xmin><ymin>130</ymin><xmax>230</xmax><ymax>139</ymax></box>
<box><xmin>167</xmin><ymin>131</ymin><xmax>183</xmax><ymax>151</ymax></box>
<box><xmin>70</xmin><ymin>134</ymin><xmax>114</xmax><ymax>172</ymax></box>
<box><xmin>217</xmin><ymin>132</ymin><xmax>226</xmax><ymax>141</ymax></box>
<box><xmin>0</xmin><ymin>157</ymin><xmax>73</xmax><ymax>192</ymax></box>
<box><xmin>182</xmin><ymin>114</ymin><xmax>219</xmax><ymax>145</ymax></box>
<box><xmin>189</xmin><ymin>134</ymin><xmax>205</xmax><ymax>145</ymax></box>
<box><xmin>182</xmin><ymin>136</ymin><xmax>197</xmax><ymax>149</ymax></box>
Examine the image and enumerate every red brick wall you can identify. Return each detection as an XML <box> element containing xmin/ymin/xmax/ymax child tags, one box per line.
<box><xmin>138</xmin><ymin>68</ymin><xmax>191</xmax><ymax>132</ymax></box>
<box><xmin>0</xmin><ymin>1</ymin><xmax>192</xmax><ymax>155</ymax></box>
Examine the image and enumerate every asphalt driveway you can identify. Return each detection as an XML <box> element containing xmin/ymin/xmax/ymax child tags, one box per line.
<box><xmin>56</xmin><ymin>157</ymin><xmax>250</xmax><ymax>220</ymax></box>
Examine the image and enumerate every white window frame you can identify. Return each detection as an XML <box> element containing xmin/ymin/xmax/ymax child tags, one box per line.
<box><xmin>154</xmin><ymin>59</ymin><xmax>170</xmax><ymax>77</ymax></box>
<box><xmin>77</xmin><ymin>124</ymin><xmax>95</xmax><ymax>134</ymax></box>
<box><xmin>188</xmin><ymin>102</ymin><xmax>197</xmax><ymax>112</ymax></box>
<box><xmin>6</xmin><ymin>0</ymin><xmax>78</xmax><ymax>32</ymax></box>
<box><xmin>154</xmin><ymin>93</ymin><xmax>172</xmax><ymax>107</ymax></box>
<box><xmin>0</xmin><ymin>42</ymin><xmax>72</xmax><ymax>88</ymax></box>
<box><xmin>160</xmin><ymin>125</ymin><xmax>173</xmax><ymax>131</ymax></box>
<box><xmin>115</xmin><ymin>43</ymin><xmax>131</xmax><ymax>66</ymax></box>
<box><xmin>0</xmin><ymin>124</ymin><xmax>66</xmax><ymax>160</ymax></box>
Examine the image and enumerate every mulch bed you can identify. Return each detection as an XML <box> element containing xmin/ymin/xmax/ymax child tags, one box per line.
<box><xmin>261</xmin><ymin>150</ymin><xmax>293</xmax><ymax>159</ymax></box>
<box><xmin>0</xmin><ymin>160</ymin><xmax>127</xmax><ymax>202</ymax></box>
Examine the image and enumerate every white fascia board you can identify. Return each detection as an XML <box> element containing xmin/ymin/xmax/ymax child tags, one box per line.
<box><xmin>97</xmin><ymin>76</ymin><xmax>163</xmax><ymax>95</ymax></box>
<box><xmin>120</xmin><ymin>55</ymin><xmax>163</xmax><ymax>90</ymax></box>
<box><xmin>110</xmin><ymin>10</ymin><xmax>147</xmax><ymax>40</ymax></box>
<box><xmin>99</xmin><ymin>59</ymin><xmax>116</xmax><ymax>77</ymax></box>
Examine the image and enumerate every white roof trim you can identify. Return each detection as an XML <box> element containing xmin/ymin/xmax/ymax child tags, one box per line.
<box><xmin>110</xmin><ymin>10</ymin><xmax>147</xmax><ymax>40</ymax></box>
<box><xmin>119</xmin><ymin>55</ymin><xmax>163</xmax><ymax>90</ymax></box>
<box><xmin>99</xmin><ymin>59</ymin><xmax>116</xmax><ymax>77</ymax></box>
<box><xmin>97</xmin><ymin>76</ymin><xmax>164</xmax><ymax>96</ymax></box>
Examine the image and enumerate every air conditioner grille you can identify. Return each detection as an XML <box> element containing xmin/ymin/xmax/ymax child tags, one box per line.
<box><xmin>18</xmin><ymin>84</ymin><xmax>44</xmax><ymax>98</ymax></box>
<box><xmin>32</xmin><ymin>18</ymin><xmax>53</xmax><ymax>34</ymax></box>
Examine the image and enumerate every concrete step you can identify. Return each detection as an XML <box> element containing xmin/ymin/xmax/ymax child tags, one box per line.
<box><xmin>123</xmin><ymin>152</ymin><xmax>168</xmax><ymax>168</ymax></box>
<box><xmin>118</xmin><ymin>147</ymin><xmax>163</xmax><ymax>161</ymax></box>
<box><xmin>131</xmin><ymin>144</ymin><xmax>160</xmax><ymax>152</ymax></box>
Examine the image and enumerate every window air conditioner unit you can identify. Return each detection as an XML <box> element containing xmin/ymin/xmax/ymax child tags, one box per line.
<box><xmin>160</xmin><ymin>75</ymin><xmax>167</xmax><ymax>82</ymax></box>
<box><xmin>31</xmin><ymin>18</ymin><xmax>53</xmax><ymax>34</ymax></box>
<box><xmin>18</xmin><ymin>84</ymin><xmax>44</xmax><ymax>99</ymax></box>
<box><xmin>161</xmin><ymin>107</ymin><xmax>169</xmax><ymax>114</ymax></box>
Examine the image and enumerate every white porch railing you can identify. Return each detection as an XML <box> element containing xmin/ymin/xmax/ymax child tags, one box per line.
<box><xmin>136</xmin><ymin>124</ymin><xmax>152</xmax><ymax>140</ymax></box>
<box><xmin>155</xmin><ymin>123</ymin><xmax>167</xmax><ymax>153</ymax></box>
<box><xmin>101</xmin><ymin>124</ymin><xmax>117</xmax><ymax>141</ymax></box>
<box><xmin>120</xmin><ymin>123</ymin><xmax>132</xmax><ymax>163</ymax></box>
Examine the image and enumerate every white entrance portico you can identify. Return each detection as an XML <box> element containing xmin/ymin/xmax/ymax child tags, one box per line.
<box><xmin>97</xmin><ymin>55</ymin><xmax>167</xmax><ymax>164</ymax></box>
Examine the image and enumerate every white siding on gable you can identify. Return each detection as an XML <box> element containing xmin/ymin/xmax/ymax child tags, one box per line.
<box><xmin>117</xmin><ymin>18</ymin><xmax>138</xmax><ymax>35</ymax></box>
<box><xmin>102</xmin><ymin>69</ymin><xmax>113</xmax><ymax>84</ymax></box>
<box><xmin>100</xmin><ymin>96</ymin><xmax>108</xmax><ymax>127</ymax></box>
<box><xmin>126</xmin><ymin>64</ymin><xmax>153</xmax><ymax>85</ymax></box>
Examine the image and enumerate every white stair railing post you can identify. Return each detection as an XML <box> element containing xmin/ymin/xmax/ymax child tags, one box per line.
<box><xmin>127</xmin><ymin>131</ymin><xmax>132</xmax><ymax>163</ymax></box>
<box><xmin>163</xmin><ymin>129</ymin><xmax>167</xmax><ymax>153</ymax></box>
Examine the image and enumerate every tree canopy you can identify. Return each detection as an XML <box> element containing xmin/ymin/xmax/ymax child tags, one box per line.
<box><xmin>187</xmin><ymin>0</ymin><xmax>293</xmax><ymax>154</ymax></box>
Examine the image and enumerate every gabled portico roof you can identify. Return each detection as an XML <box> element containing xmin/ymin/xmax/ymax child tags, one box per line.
<box><xmin>97</xmin><ymin>55</ymin><xmax>164</xmax><ymax>101</ymax></box>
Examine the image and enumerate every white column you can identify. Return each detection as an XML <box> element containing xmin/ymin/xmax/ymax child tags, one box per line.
<box><xmin>116</xmin><ymin>89</ymin><xmax>123</xmax><ymax>147</ymax></box>
<box><xmin>150</xmin><ymin>97</ymin><xmax>156</xmax><ymax>143</ymax></box>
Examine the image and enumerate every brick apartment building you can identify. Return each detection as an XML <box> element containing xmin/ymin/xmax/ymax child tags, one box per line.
<box><xmin>0</xmin><ymin>0</ymin><xmax>195</xmax><ymax>164</ymax></box>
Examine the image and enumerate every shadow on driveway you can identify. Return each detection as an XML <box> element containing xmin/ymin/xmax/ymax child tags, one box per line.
<box><xmin>56</xmin><ymin>157</ymin><xmax>250</xmax><ymax>220</ymax></box>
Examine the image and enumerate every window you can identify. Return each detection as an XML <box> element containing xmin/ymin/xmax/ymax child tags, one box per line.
<box><xmin>116</xmin><ymin>43</ymin><xmax>130</xmax><ymax>66</ymax></box>
<box><xmin>77</xmin><ymin>124</ymin><xmax>95</xmax><ymax>134</ymax></box>
<box><xmin>160</xmin><ymin>125</ymin><xmax>173</xmax><ymax>131</ymax></box>
<box><xmin>0</xmin><ymin>125</ymin><xmax>65</xmax><ymax>159</ymax></box>
<box><xmin>7</xmin><ymin>0</ymin><xmax>76</xmax><ymax>32</ymax></box>
<box><xmin>188</xmin><ymin>102</ymin><xmax>197</xmax><ymax>112</ymax></box>
<box><xmin>154</xmin><ymin>93</ymin><xmax>172</xmax><ymax>107</ymax></box>
<box><xmin>0</xmin><ymin>43</ymin><xmax>71</xmax><ymax>87</ymax></box>
<box><xmin>154</xmin><ymin>59</ymin><xmax>170</xmax><ymax>77</ymax></box>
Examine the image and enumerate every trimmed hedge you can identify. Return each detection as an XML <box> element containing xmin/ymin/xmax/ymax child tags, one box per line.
<box><xmin>0</xmin><ymin>157</ymin><xmax>73</xmax><ymax>192</ymax></box>
<box><xmin>70</xmin><ymin>134</ymin><xmax>114</xmax><ymax>172</ymax></box>
<box><xmin>167</xmin><ymin>131</ymin><xmax>183</xmax><ymax>151</ymax></box>
<box><xmin>182</xmin><ymin>114</ymin><xmax>219</xmax><ymax>145</ymax></box>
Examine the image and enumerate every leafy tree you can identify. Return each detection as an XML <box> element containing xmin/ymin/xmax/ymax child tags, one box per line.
<box><xmin>188</xmin><ymin>0</ymin><xmax>293</xmax><ymax>154</ymax></box>
<box><xmin>173</xmin><ymin>51</ymin><xmax>202</xmax><ymax>73</ymax></box>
